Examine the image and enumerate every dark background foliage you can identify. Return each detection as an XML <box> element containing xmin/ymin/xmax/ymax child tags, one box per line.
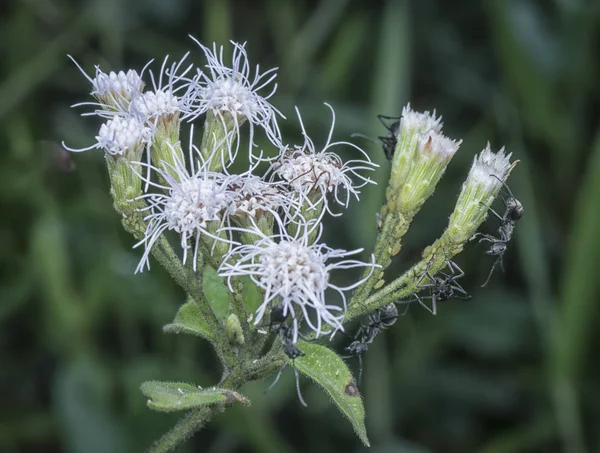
<box><xmin>2</xmin><ymin>0</ymin><xmax>600</xmax><ymax>452</ymax></box>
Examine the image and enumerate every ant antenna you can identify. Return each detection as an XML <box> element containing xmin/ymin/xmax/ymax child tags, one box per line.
<box><xmin>350</xmin><ymin>133</ymin><xmax>379</xmax><ymax>144</ymax></box>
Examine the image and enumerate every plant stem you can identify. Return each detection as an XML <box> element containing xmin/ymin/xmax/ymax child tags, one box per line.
<box><xmin>151</xmin><ymin>236</ymin><xmax>237</xmax><ymax>368</ymax></box>
<box><xmin>147</xmin><ymin>407</ymin><xmax>214</xmax><ymax>453</ymax></box>
<box><xmin>346</xmin><ymin>236</ymin><xmax>461</xmax><ymax>321</ymax></box>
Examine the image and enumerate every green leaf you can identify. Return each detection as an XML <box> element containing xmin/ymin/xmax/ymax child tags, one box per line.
<box><xmin>140</xmin><ymin>381</ymin><xmax>250</xmax><ymax>412</ymax></box>
<box><xmin>241</xmin><ymin>276</ymin><xmax>263</xmax><ymax>314</ymax></box>
<box><xmin>292</xmin><ymin>343</ymin><xmax>369</xmax><ymax>446</ymax></box>
<box><xmin>203</xmin><ymin>265</ymin><xmax>229</xmax><ymax>320</ymax></box>
<box><xmin>163</xmin><ymin>297</ymin><xmax>215</xmax><ymax>343</ymax></box>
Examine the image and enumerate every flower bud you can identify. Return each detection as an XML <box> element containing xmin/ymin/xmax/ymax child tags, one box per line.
<box><xmin>397</xmin><ymin>131</ymin><xmax>461</xmax><ymax>213</ymax></box>
<box><xmin>226</xmin><ymin>313</ymin><xmax>245</xmax><ymax>345</ymax></box>
<box><xmin>446</xmin><ymin>143</ymin><xmax>516</xmax><ymax>244</ymax></box>
<box><xmin>98</xmin><ymin>116</ymin><xmax>151</xmax><ymax>202</ymax></box>
<box><xmin>132</xmin><ymin>89</ymin><xmax>185</xmax><ymax>181</ymax></box>
<box><xmin>92</xmin><ymin>68</ymin><xmax>144</xmax><ymax>111</ymax></box>
<box><xmin>389</xmin><ymin>104</ymin><xmax>443</xmax><ymax>193</ymax></box>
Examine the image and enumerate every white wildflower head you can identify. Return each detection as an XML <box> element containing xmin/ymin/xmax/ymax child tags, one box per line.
<box><xmin>270</xmin><ymin>103</ymin><xmax>377</xmax><ymax>217</ymax></box>
<box><xmin>92</xmin><ymin>68</ymin><xmax>144</xmax><ymax>107</ymax></box>
<box><xmin>218</xmin><ymin>222</ymin><xmax>378</xmax><ymax>343</ymax></box>
<box><xmin>63</xmin><ymin>116</ymin><xmax>151</xmax><ymax>160</ymax></box>
<box><xmin>180</xmin><ymin>38</ymin><xmax>283</xmax><ymax>161</ymax></box>
<box><xmin>129</xmin><ymin>54</ymin><xmax>192</xmax><ymax>125</ymax></box>
<box><xmin>134</xmin><ymin>150</ymin><xmax>237</xmax><ymax>273</ymax></box>
<box><xmin>133</xmin><ymin>89</ymin><xmax>180</xmax><ymax>119</ymax></box>
<box><xmin>448</xmin><ymin>143</ymin><xmax>516</xmax><ymax>242</ymax></box>
<box><xmin>68</xmin><ymin>55</ymin><xmax>148</xmax><ymax>117</ymax></box>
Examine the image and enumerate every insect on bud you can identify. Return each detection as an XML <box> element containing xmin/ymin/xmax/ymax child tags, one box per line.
<box><xmin>446</xmin><ymin>143</ymin><xmax>517</xmax><ymax>244</ymax></box>
<box><xmin>388</xmin><ymin>104</ymin><xmax>443</xmax><ymax>193</ymax></box>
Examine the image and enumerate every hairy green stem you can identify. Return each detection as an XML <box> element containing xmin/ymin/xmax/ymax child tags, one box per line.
<box><xmin>151</xmin><ymin>236</ymin><xmax>237</xmax><ymax>368</ymax></box>
<box><xmin>147</xmin><ymin>407</ymin><xmax>214</xmax><ymax>453</ymax></box>
<box><xmin>349</xmin><ymin>210</ymin><xmax>413</xmax><ymax>308</ymax></box>
<box><xmin>347</xmin><ymin>236</ymin><xmax>463</xmax><ymax>321</ymax></box>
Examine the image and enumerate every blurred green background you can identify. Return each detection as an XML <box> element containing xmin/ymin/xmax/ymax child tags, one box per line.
<box><xmin>2</xmin><ymin>0</ymin><xmax>600</xmax><ymax>452</ymax></box>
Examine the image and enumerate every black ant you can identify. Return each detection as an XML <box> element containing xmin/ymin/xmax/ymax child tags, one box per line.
<box><xmin>472</xmin><ymin>176</ymin><xmax>524</xmax><ymax>287</ymax></box>
<box><xmin>351</xmin><ymin>115</ymin><xmax>400</xmax><ymax>161</ymax></box>
<box><xmin>343</xmin><ymin>303</ymin><xmax>398</xmax><ymax>384</ymax></box>
<box><xmin>377</xmin><ymin>115</ymin><xmax>401</xmax><ymax>161</ymax></box>
<box><xmin>263</xmin><ymin>304</ymin><xmax>308</xmax><ymax>406</ymax></box>
<box><xmin>414</xmin><ymin>260</ymin><xmax>471</xmax><ymax>314</ymax></box>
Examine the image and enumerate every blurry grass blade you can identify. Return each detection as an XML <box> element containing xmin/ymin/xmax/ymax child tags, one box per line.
<box><xmin>550</xmin><ymin>130</ymin><xmax>600</xmax><ymax>453</ymax></box>
<box><xmin>293</xmin><ymin>343</ymin><xmax>369</xmax><ymax>446</ymax></box>
<box><xmin>0</xmin><ymin>8</ymin><xmax>92</xmax><ymax>120</ymax></box>
<box><xmin>141</xmin><ymin>381</ymin><xmax>250</xmax><ymax>412</ymax></box>
<box><xmin>354</xmin><ymin>0</ymin><xmax>410</xmax><ymax>245</ymax></box>
<box><xmin>204</xmin><ymin>0</ymin><xmax>232</xmax><ymax>45</ymax></box>
<box><xmin>285</xmin><ymin>0</ymin><xmax>351</xmax><ymax>88</ymax></box>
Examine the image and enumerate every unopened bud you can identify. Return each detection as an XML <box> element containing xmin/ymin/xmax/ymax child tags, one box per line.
<box><xmin>226</xmin><ymin>313</ymin><xmax>245</xmax><ymax>345</ymax></box>
<box><xmin>397</xmin><ymin>131</ymin><xmax>461</xmax><ymax>213</ymax></box>
<box><xmin>446</xmin><ymin>143</ymin><xmax>516</xmax><ymax>244</ymax></box>
<box><xmin>389</xmin><ymin>104</ymin><xmax>443</xmax><ymax>192</ymax></box>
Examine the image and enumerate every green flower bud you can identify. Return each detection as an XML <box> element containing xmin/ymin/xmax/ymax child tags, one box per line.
<box><xmin>226</xmin><ymin>313</ymin><xmax>245</xmax><ymax>345</ymax></box>
<box><xmin>446</xmin><ymin>143</ymin><xmax>517</xmax><ymax>244</ymax></box>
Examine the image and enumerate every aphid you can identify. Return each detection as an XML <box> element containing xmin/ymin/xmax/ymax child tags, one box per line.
<box><xmin>264</xmin><ymin>304</ymin><xmax>307</xmax><ymax>406</ymax></box>
<box><xmin>343</xmin><ymin>303</ymin><xmax>398</xmax><ymax>384</ymax></box>
<box><xmin>473</xmin><ymin>176</ymin><xmax>524</xmax><ymax>287</ymax></box>
<box><xmin>414</xmin><ymin>260</ymin><xmax>471</xmax><ymax>314</ymax></box>
<box><xmin>377</xmin><ymin>115</ymin><xmax>401</xmax><ymax>161</ymax></box>
<box><xmin>351</xmin><ymin>114</ymin><xmax>400</xmax><ymax>161</ymax></box>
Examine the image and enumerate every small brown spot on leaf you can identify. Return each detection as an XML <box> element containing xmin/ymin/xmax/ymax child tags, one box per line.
<box><xmin>345</xmin><ymin>380</ymin><xmax>360</xmax><ymax>397</ymax></box>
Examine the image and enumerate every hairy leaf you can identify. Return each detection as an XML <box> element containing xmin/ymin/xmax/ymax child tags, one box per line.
<box><xmin>140</xmin><ymin>381</ymin><xmax>250</xmax><ymax>412</ymax></box>
<box><xmin>163</xmin><ymin>297</ymin><xmax>215</xmax><ymax>343</ymax></box>
<box><xmin>293</xmin><ymin>343</ymin><xmax>369</xmax><ymax>446</ymax></box>
<box><xmin>203</xmin><ymin>265</ymin><xmax>229</xmax><ymax>320</ymax></box>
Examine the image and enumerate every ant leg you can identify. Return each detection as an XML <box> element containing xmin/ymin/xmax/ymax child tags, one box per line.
<box><xmin>448</xmin><ymin>261</ymin><xmax>466</xmax><ymax>279</ymax></box>
<box><xmin>293</xmin><ymin>366</ymin><xmax>308</xmax><ymax>407</ymax></box>
<box><xmin>377</xmin><ymin>115</ymin><xmax>401</xmax><ymax>130</ymax></box>
<box><xmin>265</xmin><ymin>363</ymin><xmax>288</xmax><ymax>394</ymax></box>
<box><xmin>479</xmin><ymin>202</ymin><xmax>504</xmax><ymax>222</ymax></box>
<box><xmin>490</xmin><ymin>174</ymin><xmax>518</xmax><ymax>201</ymax></box>
<box><xmin>481</xmin><ymin>256</ymin><xmax>501</xmax><ymax>287</ymax></box>
<box><xmin>357</xmin><ymin>354</ymin><xmax>363</xmax><ymax>386</ymax></box>
<box><xmin>416</xmin><ymin>294</ymin><xmax>436</xmax><ymax>315</ymax></box>
<box><xmin>476</xmin><ymin>234</ymin><xmax>498</xmax><ymax>243</ymax></box>
<box><xmin>431</xmin><ymin>293</ymin><xmax>438</xmax><ymax>315</ymax></box>
<box><xmin>451</xmin><ymin>282</ymin><xmax>472</xmax><ymax>300</ymax></box>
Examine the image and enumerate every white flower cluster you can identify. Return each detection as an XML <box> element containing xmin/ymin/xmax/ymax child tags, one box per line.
<box><xmin>65</xmin><ymin>37</ymin><xmax>379</xmax><ymax>342</ymax></box>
